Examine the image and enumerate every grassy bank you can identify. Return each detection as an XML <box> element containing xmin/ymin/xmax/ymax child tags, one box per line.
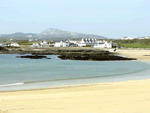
<box><xmin>121</xmin><ymin>43</ymin><xmax>150</xmax><ymax>48</ymax></box>
<box><xmin>113</xmin><ymin>39</ymin><xmax>150</xmax><ymax>48</ymax></box>
<box><xmin>17</xmin><ymin>41</ymin><xmax>33</xmax><ymax>45</ymax></box>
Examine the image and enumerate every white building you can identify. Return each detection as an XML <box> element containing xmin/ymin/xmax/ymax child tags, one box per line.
<box><xmin>54</xmin><ymin>41</ymin><xmax>69</xmax><ymax>47</ymax></box>
<box><xmin>93</xmin><ymin>41</ymin><xmax>112</xmax><ymax>48</ymax></box>
<box><xmin>34</xmin><ymin>39</ymin><xmax>38</xmax><ymax>41</ymax></box>
<box><xmin>31</xmin><ymin>43</ymin><xmax>40</xmax><ymax>47</ymax></box>
<box><xmin>67</xmin><ymin>39</ymin><xmax>77</xmax><ymax>44</ymax></box>
<box><xmin>78</xmin><ymin>38</ymin><xmax>98</xmax><ymax>47</ymax></box>
<box><xmin>146</xmin><ymin>36</ymin><xmax>150</xmax><ymax>39</ymax></box>
<box><xmin>27</xmin><ymin>35</ymin><xmax>32</xmax><ymax>38</ymax></box>
<box><xmin>10</xmin><ymin>43</ymin><xmax>20</xmax><ymax>47</ymax></box>
<box><xmin>29</xmin><ymin>39</ymin><xmax>34</xmax><ymax>42</ymax></box>
<box><xmin>40</xmin><ymin>41</ymin><xmax>49</xmax><ymax>47</ymax></box>
<box><xmin>137</xmin><ymin>37</ymin><xmax>147</xmax><ymax>40</ymax></box>
<box><xmin>121</xmin><ymin>37</ymin><xmax>134</xmax><ymax>40</ymax></box>
<box><xmin>78</xmin><ymin>39</ymin><xmax>86</xmax><ymax>47</ymax></box>
<box><xmin>0</xmin><ymin>43</ymin><xmax>3</xmax><ymax>47</ymax></box>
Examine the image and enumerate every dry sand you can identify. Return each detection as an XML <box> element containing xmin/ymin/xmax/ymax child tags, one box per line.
<box><xmin>1</xmin><ymin>79</ymin><xmax>150</xmax><ymax>113</ymax></box>
<box><xmin>116</xmin><ymin>49</ymin><xmax>150</xmax><ymax>61</ymax></box>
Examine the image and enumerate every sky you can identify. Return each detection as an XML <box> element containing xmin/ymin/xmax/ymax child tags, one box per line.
<box><xmin>0</xmin><ymin>0</ymin><xmax>150</xmax><ymax>38</ymax></box>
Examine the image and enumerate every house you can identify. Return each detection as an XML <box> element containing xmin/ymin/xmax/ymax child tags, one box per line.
<box><xmin>31</xmin><ymin>43</ymin><xmax>40</xmax><ymax>47</ymax></box>
<box><xmin>78</xmin><ymin>39</ymin><xmax>86</xmax><ymax>47</ymax></box>
<box><xmin>54</xmin><ymin>41</ymin><xmax>69</xmax><ymax>47</ymax></box>
<box><xmin>112</xmin><ymin>43</ymin><xmax>118</xmax><ymax>48</ymax></box>
<box><xmin>146</xmin><ymin>36</ymin><xmax>150</xmax><ymax>39</ymax></box>
<box><xmin>93</xmin><ymin>41</ymin><xmax>112</xmax><ymax>48</ymax></box>
<box><xmin>78</xmin><ymin>38</ymin><xmax>98</xmax><ymax>47</ymax></box>
<box><xmin>65</xmin><ymin>39</ymin><xmax>78</xmax><ymax>47</ymax></box>
<box><xmin>34</xmin><ymin>39</ymin><xmax>38</xmax><ymax>41</ymax></box>
<box><xmin>10</xmin><ymin>43</ymin><xmax>20</xmax><ymax>47</ymax></box>
<box><xmin>137</xmin><ymin>37</ymin><xmax>147</xmax><ymax>40</ymax></box>
<box><xmin>29</xmin><ymin>39</ymin><xmax>34</xmax><ymax>42</ymax></box>
<box><xmin>67</xmin><ymin>39</ymin><xmax>77</xmax><ymax>44</ymax></box>
<box><xmin>121</xmin><ymin>37</ymin><xmax>134</xmax><ymax>40</ymax></box>
<box><xmin>40</xmin><ymin>41</ymin><xmax>49</xmax><ymax>47</ymax></box>
<box><xmin>69</xmin><ymin>43</ymin><xmax>78</xmax><ymax>47</ymax></box>
<box><xmin>0</xmin><ymin>43</ymin><xmax>3</xmax><ymax>47</ymax></box>
<box><xmin>27</xmin><ymin>35</ymin><xmax>32</xmax><ymax>38</ymax></box>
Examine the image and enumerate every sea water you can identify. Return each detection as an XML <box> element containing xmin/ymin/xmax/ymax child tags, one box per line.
<box><xmin>0</xmin><ymin>54</ymin><xmax>150</xmax><ymax>91</ymax></box>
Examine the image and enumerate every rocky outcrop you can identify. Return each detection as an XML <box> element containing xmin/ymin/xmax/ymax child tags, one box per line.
<box><xmin>1</xmin><ymin>47</ymin><xmax>136</xmax><ymax>61</ymax></box>
<box><xmin>16</xmin><ymin>55</ymin><xmax>51</xmax><ymax>59</ymax></box>
<box><xmin>58</xmin><ymin>53</ymin><xmax>137</xmax><ymax>61</ymax></box>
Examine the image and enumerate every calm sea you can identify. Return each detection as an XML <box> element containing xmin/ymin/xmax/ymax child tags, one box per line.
<box><xmin>0</xmin><ymin>54</ymin><xmax>150</xmax><ymax>91</ymax></box>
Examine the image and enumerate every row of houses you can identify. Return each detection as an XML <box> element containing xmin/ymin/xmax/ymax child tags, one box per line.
<box><xmin>121</xmin><ymin>36</ymin><xmax>150</xmax><ymax>40</ymax></box>
<box><xmin>0</xmin><ymin>43</ymin><xmax>20</xmax><ymax>47</ymax></box>
<box><xmin>31</xmin><ymin>39</ymin><xmax>112</xmax><ymax>48</ymax></box>
<box><xmin>0</xmin><ymin>39</ymin><xmax>113</xmax><ymax>48</ymax></box>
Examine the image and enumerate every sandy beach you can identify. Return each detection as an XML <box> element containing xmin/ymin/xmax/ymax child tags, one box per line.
<box><xmin>0</xmin><ymin>79</ymin><xmax>150</xmax><ymax>113</ymax></box>
<box><xmin>116</xmin><ymin>49</ymin><xmax>150</xmax><ymax>61</ymax></box>
<box><xmin>1</xmin><ymin>49</ymin><xmax>150</xmax><ymax>113</ymax></box>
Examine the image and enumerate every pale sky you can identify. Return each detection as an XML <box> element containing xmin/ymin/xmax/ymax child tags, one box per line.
<box><xmin>0</xmin><ymin>0</ymin><xmax>150</xmax><ymax>38</ymax></box>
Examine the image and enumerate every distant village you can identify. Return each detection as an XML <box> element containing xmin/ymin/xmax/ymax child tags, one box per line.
<box><xmin>0</xmin><ymin>38</ymin><xmax>114</xmax><ymax>48</ymax></box>
<box><xmin>1</xmin><ymin>35</ymin><xmax>150</xmax><ymax>48</ymax></box>
<box><xmin>121</xmin><ymin>36</ymin><xmax>150</xmax><ymax>40</ymax></box>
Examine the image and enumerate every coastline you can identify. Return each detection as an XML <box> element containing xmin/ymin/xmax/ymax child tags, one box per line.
<box><xmin>1</xmin><ymin>79</ymin><xmax>150</xmax><ymax>113</ymax></box>
<box><xmin>1</xmin><ymin>48</ymin><xmax>150</xmax><ymax>112</ymax></box>
<box><xmin>1</xmin><ymin>47</ymin><xmax>150</xmax><ymax>61</ymax></box>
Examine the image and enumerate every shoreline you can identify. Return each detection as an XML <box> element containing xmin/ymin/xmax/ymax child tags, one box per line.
<box><xmin>0</xmin><ymin>77</ymin><xmax>149</xmax><ymax>93</ymax></box>
<box><xmin>1</xmin><ymin>47</ymin><xmax>150</xmax><ymax>61</ymax></box>
<box><xmin>1</xmin><ymin>79</ymin><xmax>150</xmax><ymax>113</ymax></box>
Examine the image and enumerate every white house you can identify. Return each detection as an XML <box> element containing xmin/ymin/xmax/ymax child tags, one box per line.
<box><xmin>78</xmin><ymin>38</ymin><xmax>98</xmax><ymax>47</ymax></box>
<box><xmin>93</xmin><ymin>41</ymin><xmax>112</xmax><ymax>48</ymax></box>
<box><xmin>54</xmin><ymin>41</ymin><xmax>69</xmax><ymax>47</ymax></box>
<box><xmin>78</xmin><ymin>39</ymin><xmax>86</xmax><ymax>47</ymax></box>
<box><xmin>10</xmin><ymin>43</ymin><xmax>20</xmax><ymax>47</ymax></box>
<box><xmin>0</xmin><ymin>43</ymin><xmax>3</xmax><ymax>47</ymax></box>
<box><xmin>31</xmin><ymin>43</ymin><xmax>40</xmax><ymax>47</ymax></box>
<box><xmin>67</xmin><ymin>39</ymin><xmax>77</xmax><ymax>44</ymax></box>
<box><xmin>146</xmin><ymin>36</ymin><xmax>150</xmax><ymax>39</ymax></box>
<box><xmin>40</xmin><ymin>41</ymin><xmax>49</xmax><ymax>47</ymax></box>
<box><xmin>137</xmin><ymin>37</ymin><xmax>147</xmax><ymax>40</ymax></box>
<box><xmin>121</xmin><ymin>37</ymin><xmax>134</xmax><ymax>40</ymax></box>
<box><xmin>27</xmin><ymin>35</ymin><xmax>32</xmax><ymax>38</ymax></box>
<box><xmin>29</xmin><ymin>39</ymin><xmax>34</xmax><ymax>42</ymax></box>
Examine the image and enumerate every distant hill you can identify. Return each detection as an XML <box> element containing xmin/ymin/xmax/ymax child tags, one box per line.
<box><xmin>38</xmin><ymin>28</ymin><xmax>107</xmax><ymax>39</ymax></box>
<box><xmin>0</xmin><ymin>28</ymin><xmax>107</xmax><ymax>39</ymax></box>
<box><xmin>0</xmin><ymin>32</ymin><xmax>37</xmax><ymax>39</ymax></box>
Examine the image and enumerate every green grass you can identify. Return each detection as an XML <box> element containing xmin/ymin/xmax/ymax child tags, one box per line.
<box><xmin>17</xmin><ymin>41</ymin><xmax>33</xmax><ymax>45</ymax></box>
<box><xmin>121</xmin><ymin>43</ymin><xmax>150</xmax><ymax>48</ymax></box>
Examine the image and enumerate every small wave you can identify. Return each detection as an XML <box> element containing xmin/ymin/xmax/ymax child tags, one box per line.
<box><xmin>0</xmin><ymin>67</ymin><xmax>148</xmax><ymax>87</ymax></box>
<box><xmin>24</xmin><ymin>67</ymin><xmax>148</xmax><ymax>84</ymax></box>
<box><xmin>0</xmin><ymin>83</ymin><xmax>24</xmax><ymax>87</ymax></box>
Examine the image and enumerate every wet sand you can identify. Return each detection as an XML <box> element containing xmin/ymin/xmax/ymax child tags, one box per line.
<box><xmin>0</xmin><ymin>79</ymin><xmax>150</xmax><ymax>113</ymax></box>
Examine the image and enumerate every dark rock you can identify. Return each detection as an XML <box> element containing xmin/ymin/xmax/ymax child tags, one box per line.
<box><xmin>16</xmin><ymin>55</ymin><xmax>51</xmax><ymax>59</ymax></box>
<box><xmin>58</xmin><ymin>53</ymin><xmax>136</xmax><ymax>61</ymax></box>
<box><xmin>0</xmin><ymin>47</ymin><xmax>9</xmax><ymax>51</ymax></box>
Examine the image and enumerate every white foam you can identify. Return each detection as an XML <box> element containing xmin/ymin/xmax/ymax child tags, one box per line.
<box><xmin>0</xmin><ymin>83</ymin><xmax>24</xmax><ymax>87</ymax></box>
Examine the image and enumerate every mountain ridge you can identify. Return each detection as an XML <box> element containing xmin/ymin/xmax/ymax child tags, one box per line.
<box><xmin>0</xmin><ymin>28</ymin><xmax>107</xmax><ymax>39</ymax></box>
<box><xmin>38</xmin><ymin>28</ymin><xmax>107</xmax><ymax>39</ymax></box>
